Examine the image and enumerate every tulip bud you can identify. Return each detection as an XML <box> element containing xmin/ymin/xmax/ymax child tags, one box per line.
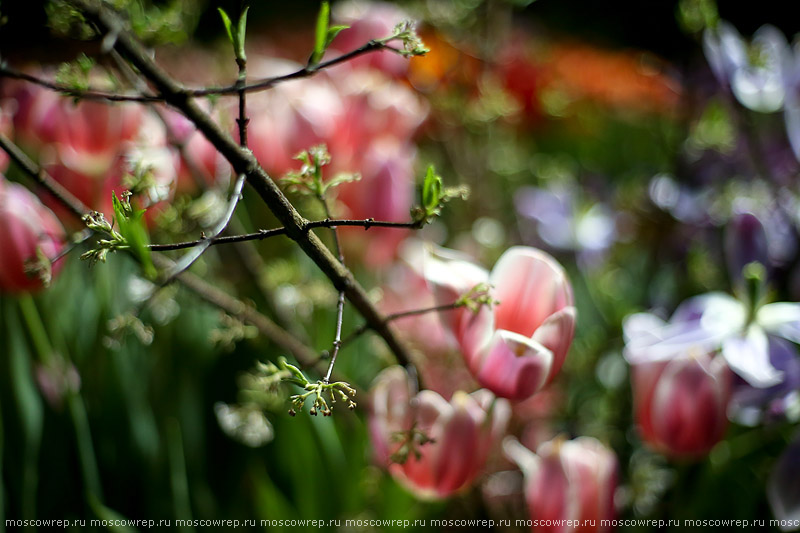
<box><xmin>0</xmin><ymin>176</ymin><xmax>66</xmax><ymax>292</ymax></box>
<box><xmin>504</xmin><ymin>436</ymin><xmax>617</xmax><ymax>532</ymax></box>
<box><xmin>369</xmin><ymin>366</ymin><xmax>510</xmax><ymax>499</ymax></box>
<box><xmin>631</xmin><ymin>353</ymin><xmax>732</xmax><ymax>458</ymax></box>
<box><xmin>725</xmin><ymin>212</ymin><xmax>769</xmax><ymax>288</ymax></box>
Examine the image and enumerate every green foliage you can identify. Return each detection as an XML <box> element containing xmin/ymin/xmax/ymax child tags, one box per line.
<box><xmin>411</xmin><ymin>165</ymin><xmax>469</xmax><ymax>225</ymax></box>
<box><xmin>112</xmin><ymin>193</ymin><xmax>156</xmax><ymax>280</ymax></box>
<box><xmin>54</xmin><ymin>53</ymin><xmax>95</xmax><ymax>92</ymax></box>
<box><xmin>281</xmin><ymin>145</ymin><xmax>360</xmax><ymax>199</ymax></box>
<box><xmin>218</xmin><ymin>6</ymin><xmax>249</xmax><ymax>63</ymax></box>
<box><xmin>677</xmin><ymin>0</ymin><xmax>719</xmax><ymax>33</ymax></box>
<box><xmin>310</xmin><ymin>1</ymin><xmax>349</xmax><ymax>65</ymax></box>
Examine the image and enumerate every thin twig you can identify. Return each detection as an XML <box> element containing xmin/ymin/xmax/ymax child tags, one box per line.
<box><xmin>341</xmin><ymin>302</ymin><xmax>462</xmax><ymax>347</ymax></box>
<box><xmin>0</xmin><ymin>41</ymin><xmax>402</xmax><ymax>102</ymax></box>
<box><xmin>319</xmin><ymin>197</ymin><xmax>346</xmax><ymax>384</ymax></box>
<box><xmin>146</xmin><ymin>219</ymin><xmax>417</xmax><ymax>251</ymax></box>
<box><xmin>0</xmin><ymin>64</ymin><xmax>161</xmax><ymax>102</ymax></box>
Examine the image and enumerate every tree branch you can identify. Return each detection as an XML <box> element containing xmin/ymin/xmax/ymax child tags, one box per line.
<box><xmin>72</xmin><ymin>0</ymin><xmax>414</xmax><ymax>368</ymax></box>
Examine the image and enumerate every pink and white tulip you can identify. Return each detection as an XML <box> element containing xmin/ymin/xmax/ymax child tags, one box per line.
<box><xmin>0</xmin><ymin>176</ymin><xmax>66</xmax><ymax>292</ymax></box>
<box><xmin>369</xmin><ymin>366</ymin><xmax>510</xmax><ymax>499</ymax></box>
<box><xmin>630</xmin><ymin>353</ymin><xmax>732</xmax><ymax>458</ymax></box>
<box><xmin>424</xmin><ymin>245</ymin><xmax>576</xmax><ymax>401</ymax></box>
<box><xmin>504</xmin><ymin>436</ymin><xmax>617</xmax><ymax>533</ymax></box>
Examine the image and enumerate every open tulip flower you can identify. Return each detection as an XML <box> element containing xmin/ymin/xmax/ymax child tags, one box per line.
<box><xmin>0</xmin><ymin>176</ymin><xmax>66</xmax><ymax>292</ymax></box>
<box><xmin>368</xmin><ymin>366</ymin><xmax>510</xmax><ymax>499</ymax></box>
<box><xmin>424</xmin><ymin>245</ymin><xmax>576</xmax><ymax>401</ymax></box>
<box><xmin>504</xmin><ymin>436</ymin><xmax>617</xmax><ymax>532</ymax></box>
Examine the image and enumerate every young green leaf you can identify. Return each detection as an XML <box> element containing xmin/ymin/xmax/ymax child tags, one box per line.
<box><xmin>236</xmin><ymin>6</ymin><xmax>249</xmax><ymax>62</ymax></box>
<box><xmin>312</xmin><ymin>1</ymin><xmax>331</xmax><ymax>65</ymax></box>
<box><xmin>112</xmin><ymin>192</ymin><xmax>156</xmax><ymax>280</ymax></box>
<box><xmin>325</xmin><ymin>24</ymin><xmax>349</xmax><ymax>49</ymax></box>
<box><xmin>422</xmin><ymin>165</ymin><xmax>442</xmax><ymax>210</ymax></box>
<box><xmin>217</xmin><ymin>7</ymin><xmax>234</xmax><ymax>45</ymax></box>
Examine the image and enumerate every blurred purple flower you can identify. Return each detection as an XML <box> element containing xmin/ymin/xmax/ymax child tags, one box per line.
<box><xmin>729</xmin><ymin>336</ymin><xmax>800</xmax><ymax>426</ymax></box>
<box><xmin>514</xmin><ymin>185</ymin><xmax>616</xmax><ymax>266</ymax></box>
<box><xmin>703</xmin><ymin>22</ymin><xmax>788</xmax><ymax>113</ymax></box>
<box><xmin>782</xmin><ymin>42</ymin><xmax>800</xmax><ymax>164</ymax></box>
<box><xmin>725</xmin><ymin>212</ymin><xmax>769</xmax><ymax>283</ymax></box>
<box><xmin>624</xmin><ymin>292</ymin><xmax>800</xmax><ymax>388</ymax></box>
<box><xmin>768</xmin><ymin>435</ymin><xmax>800</xmax><ymax>530</ymax></box>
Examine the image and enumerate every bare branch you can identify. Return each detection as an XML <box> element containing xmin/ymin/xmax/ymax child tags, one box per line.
<box><xmin>147</xmin><ymin>219</ymin><xmax>417</xmax><ymax>251</ymax></box>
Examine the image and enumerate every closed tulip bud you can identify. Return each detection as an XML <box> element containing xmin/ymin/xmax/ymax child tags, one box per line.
<box><xmin>0</xmin><ymin>176</ymin><xmax>66</xmax><ymax>292</ymax></box>
<box><xmin>631</xmin><ymin>353</ymin><xmax>732</xmax><ymax>458</ymax></box>
<box><xmin>504</xmin><ymin>436</ymin><xmax>617</xmax><ymax>533</ymax></box>
<box><xmin>369</xmin><ymin>366</ymin><xmax>510</xmax><ymax>499</ymax></box>
<box><xmin>424</xmin><ymin>246</ymin><xmax>576</xmax><ymax>401</ymax></box>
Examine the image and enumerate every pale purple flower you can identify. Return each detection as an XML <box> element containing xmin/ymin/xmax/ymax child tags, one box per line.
<box><xmin>703</xmin><ymin>22</ymin><xmax>788</xmax><ymax>113</ymax></box>
<box><xmin>624</xmin><ymin>292</ymin><xmax>800</xmax><ymax>388</ymax></box>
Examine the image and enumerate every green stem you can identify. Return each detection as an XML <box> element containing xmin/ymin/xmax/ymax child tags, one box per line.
<box><xmin>17</xmin><ymin>294</ymin><xmax>54</xmax><ymax>367</ymax></box>
<box><xmin>167</xmin><ymin>419</ymin><xmax>193</xmax><ymax>531</ymax></box>
<box><xmin>4</xmin><ymin>298</ymin><xmax>42</xmax><ymax>521</ymax></box>
<box><xmin>67</xmin><ymin>393</ymin><xmax>103</xmax><ymax>502</ymax></box>
<box><xmin>16</xmin><ymin>295</ymin><xmax>103</xmax><ymax>502</ymax></box>
<box><xmin>1</xmin><ymin>377</ymin><xmax>5</xmax><ymax>533</ymax></box>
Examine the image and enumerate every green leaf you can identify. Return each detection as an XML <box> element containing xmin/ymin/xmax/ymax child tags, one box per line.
<box><xmin>217</xmin><ymin>7</ymin><xmax>234</xmax><ymax>45</ymax></box>
<box><xmin>88</xmin><ymin>495</ymin><xmax>137</xmax><ymax>533</ymax></box>
<box><xmin>422</xmin><ymin>165</ymin><xmax>442</xmax><ymax>210</ymax></box>
<box><xmin>325</xmin><ymin>24</ymin><xmax>349</xmax><ymax>49</ymax></box>
<box><xmin>112</xmin><ymin>193</ymin><xmax>156</xmax><ymax>280</ymax></box>
<box><xmin>236</xmin><ymin>6</ymin><xmax>249</xmax><ymax>62</ymax></box>
<box><xmin>312</xmin><ymin>1</ymin><xmax>330</xmax><ymax>65</ymax></box>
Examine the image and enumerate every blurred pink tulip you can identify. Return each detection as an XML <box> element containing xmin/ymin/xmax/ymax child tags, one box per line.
<box><xmin>160</xmin><ymin>105</ymin><xmax>231</xmax><ymax>192</ymax></box>
<box><xmin>504</xmin><ymin>436</ymin><xmax>617</xmax><ymax>533</ymax></box>
<box><xmin>0</xmin><ymin>176</ymin><xmax>66</xmax><ymax>292</ymax></box>
<box><xmin>369</xmin><ymin>366</ymin><xmax>510</xmax><ymax>499</ymax></box>
<box><xmin>247</xmin><ymin>59</ymin><xmax>427</xmax><ymax>264</ymax></box>
<box><xmin>425</xmin><ymin>246</ymin><xmax>576</xmax><ymax>401</ymax></box>
<box><xmin>631</xmin><ymin>353</ymin><xmax>732</xmax><ymax>458</ymax></box>
<box><xmin>0</xmin><ymin>105</ymin><xmax>12</xmax><ymax>171</ymax></box>
<box><xmin>330</xmin><ymin>1</ymin><xmax>411</xmax><ymax>78</ymax></box>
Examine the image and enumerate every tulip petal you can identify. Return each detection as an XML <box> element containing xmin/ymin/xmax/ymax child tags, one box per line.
<box><xmin>476</xmin><ymin>330</ymin><xmax>553</xmax><ymax>400</ymax></box>
<box><xmin>651</xmin><ymin>355</ymin><xmax>731</xmax><ymax>457</ymax></box>
<box><xmin>722</xmin><ymin>327</ymin><xmax>784</xmax><ymax>387</ymax></box>
<box><xmin>532</xmin><ymin>306</ymin><xmax>576</xmax><ymax>382</ymax></box>
<box><xmin>490</xmin><ymin>246</ymin><xmax>572</xmax><ymax>338</ymax></box>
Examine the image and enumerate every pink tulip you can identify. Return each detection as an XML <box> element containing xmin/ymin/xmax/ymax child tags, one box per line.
<box><xmin>330</xmin><ymin>1</ymin><xmax>412</xmax><ymax>78</ymax></box>
<box><xmin>7</xmin><ymin>78</ymin><xmax>140</xmax><ymax>177</ymax></box>
<box><xmin>160</xmin><ymin>105</ymin><xmax>231</xmax><ymax>192</ymax></box>
<box><xmin>424</xmin><ymin>246</ymin><xmax>576</xmax><ymax>401</ymax></box>
<box><xmin>631</xmin><ymin>353</ymin><xmax>732</xmax><ymax>458</ymax></box>
<box><xmin>505</xmin><ymin>436</ymin><xmax>617</xmax><ymax>533</ymax></box>
<box><xmin>0</xmin><ymin>176</ymin><xmax>66</xmax><ymax>292</ymax></box>
<box><xmin>369</xmin><ymin>366</ymin><xmax>510</xmax><ymax>499</ymax></box>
